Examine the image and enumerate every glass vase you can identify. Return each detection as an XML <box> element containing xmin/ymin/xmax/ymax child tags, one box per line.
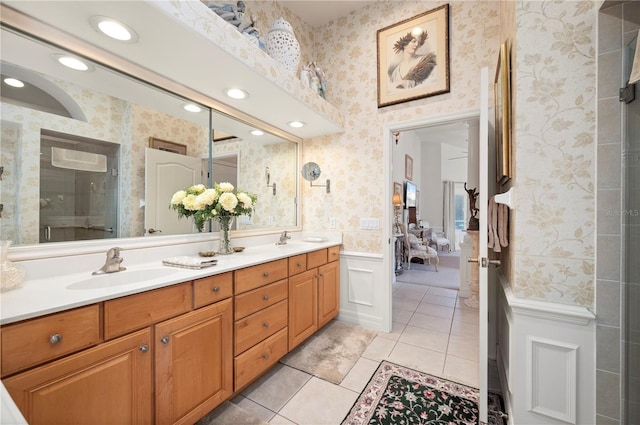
<box><xmin>217</xmin><ymin>216</ymin><xmax>234</xmax><ymax>255</ymax></box>
<box><xmin>1</xmin><ymin>240</ymin><xmax>25</xmax><ymax>292</ymax></box>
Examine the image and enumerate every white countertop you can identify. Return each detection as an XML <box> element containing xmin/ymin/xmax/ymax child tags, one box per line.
<box><xmin>1</xmin><ymin>235</ymin><xmax>341</xmax><ymax>326</ymax></box>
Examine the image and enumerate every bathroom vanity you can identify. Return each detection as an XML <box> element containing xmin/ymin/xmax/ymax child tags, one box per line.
<box><xmin>0</xmin><ymin>239</ymin><xmax>340</xmax><ymax>425</ymax></box>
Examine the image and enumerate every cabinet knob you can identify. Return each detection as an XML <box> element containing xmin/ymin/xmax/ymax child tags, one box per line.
<box><xmin>139</xmin><ymin>344</ymin><xmax>149</xmax><ymax>353</ymax></box>
<box><xmin>297</xmin><ymin>262</ymin><xmax>302</xmax><ymax>267</ymax></box>
<box><xmin>49</xmin><ymin>333</ymin><xmax>63</xmax><ymax>345</ymax></box>
<box><xmin>160</xmin><ymin>336</ymin><xmax>170</xmax><ymax>344</ymax></box>
<box><xmin>263</xmin><ymin>322</ymin><xmax>269</xmax><ymax>328</ymax></box>
<box><xmin>263</xmin><ymin>295</ymin><xmax>269</xmax><ymax>301</ymax></box>
<box><xmin>262</xmin><ymin>353</ymin><xmax>269</xmax><ymax>360</ymax></box>
<box><xmin>212</xmin><ymin>286</ymin><xmax>220</xmax><ymax>292</ymax></box>
<box><xmin>263</xmin><ymin>272</ymin><xmax>269</xmax><ymax>277</ymax></box>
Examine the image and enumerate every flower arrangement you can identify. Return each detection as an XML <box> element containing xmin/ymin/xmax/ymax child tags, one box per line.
<box><xmin>170</xmin><ymin>182</ymin><xmax>257</xmax><ymax>232</ymax></box>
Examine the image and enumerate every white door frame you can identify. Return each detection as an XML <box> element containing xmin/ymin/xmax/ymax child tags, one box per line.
<box><xmin>383</xmin><ymin>109</ymin><xmax>481</xmax><ymax>333</ymax></box>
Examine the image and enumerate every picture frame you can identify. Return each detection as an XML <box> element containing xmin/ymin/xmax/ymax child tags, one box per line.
<box><xmin>149</xmin><ymin>137</ymin><xmax>187</xmax><ymax>155</ymax></box>
<box><xmin>394</xmin><ymin>181</ymin><xmax>403</xmax><ymax>195</ymax></box>
<box><xmin>405</xmin><ymin>154</ymin><xmax>413</xmax><ymax>180</ymax></box>
<box><xmin>376</xmin><ymin>4</ymin><xmax>450</xmax><ymax>108</ymax></box>
<box><xmin>495</xmin><ymin>40</ymin><xmax>512</xmax><ymax>185</ymax></box>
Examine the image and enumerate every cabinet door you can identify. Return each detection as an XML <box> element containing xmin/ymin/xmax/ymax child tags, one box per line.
<box><xmin>3</xmin><ymin>329</ymin><xmax>152</xmax><ymax>425</ymax></box>
<box><xmin>155</xmin><ymin>298</ymin><xmax>233</xmax><ymax>425</ymax></box>
<box><xmin>318</xmin><ymin>261</ymin><xmax>340</xmax><ymax>328</ymax></box>
<box><xmin>288</xmin><ymin>268</ymin><xmax>318</xmax><ymax>350</ymax></box>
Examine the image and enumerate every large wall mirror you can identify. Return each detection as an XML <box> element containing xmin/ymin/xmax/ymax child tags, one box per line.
<box><xmin>0</xmin><ymin>26</ymin><xmax>299</xmax><ymax>249</ymax></box>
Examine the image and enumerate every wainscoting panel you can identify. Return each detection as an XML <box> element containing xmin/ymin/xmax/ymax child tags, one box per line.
<box><xmin>496</xmin><ymin>274</ymin><xmax>595</xmax><ymax>424</ymax></box>
<box><xmin>337</xmin><ymin>251</ymin><xmax>389</xmax><ymax>332</ymax></box>
<box><xmin>527</xmin><ymin>337</ymin><xmax>577</xmax><ymax>423</ymax></box>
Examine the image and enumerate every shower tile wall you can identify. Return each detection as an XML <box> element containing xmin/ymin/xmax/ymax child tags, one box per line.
<box><xmin>597</xmin><ymin>2</ymin><xmax>640</xmax><ymax>423</ymax></box>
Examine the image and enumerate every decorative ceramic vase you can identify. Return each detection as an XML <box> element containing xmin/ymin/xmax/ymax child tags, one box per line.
<box><xmin>217</xmin><ymin>216</ymin><xmax>234</xmax><ymax>255</ymax></box>
<box><xmin>266</xmin><ymin>18</ymin><xmax>301</xmax><ymax>74</ymax></box>
<box><xmin>1</xmin><ymin>240</ymin><xmax>25</xmax><ymax>292</ymax></box>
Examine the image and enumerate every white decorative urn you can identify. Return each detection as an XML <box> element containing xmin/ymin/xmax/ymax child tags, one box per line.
<box><xmin>266</xmin><ymin>18</ymin><xmax>301</xmax><ymax>74</ymax></box>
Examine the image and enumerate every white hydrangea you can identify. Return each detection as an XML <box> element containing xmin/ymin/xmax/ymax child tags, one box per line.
<box><xmin>237</xmin><ymin>192</ymin><xmax>252</xmax><ymax>208</ymax></box>
<box><xmin>219</xmin><ymin>192</ymin><xmax>238</xmax><ymax>212</ymax></box>
<box><xmin>170</xmin><ymin>190</ymin><xmax>186</xmax><ymax>206</ymax></box>
<box><xmin>218</xmin><ymin>182</ymin><xmax>234</xmax><ymax>193</ymax></box>
<box><xmin>198</xmin><ymin>188</ymin><xmax>218</xmax><ymax>206</ymax></box>
<box><xmin>182</xmin><ymin>194</ymin><xmax>199</xmax><ymax>210</ymax></box>
<box><xmin>191</xmin><ymin>184</ymin><xmax>206</xmax><ymax>194</ymax></box>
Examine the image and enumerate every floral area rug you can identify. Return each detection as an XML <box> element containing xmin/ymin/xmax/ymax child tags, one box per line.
<box><xmin>342</xmin><ymin>361</ymin><xmax>483</xmax><ymax>425</ymax></box>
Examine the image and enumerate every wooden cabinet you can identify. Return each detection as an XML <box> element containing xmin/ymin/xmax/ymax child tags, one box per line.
<box><xmin>3</xmin><ymin>329</ymin><xmax>152</xmax><ymax>425</ymax></box>
<box><xmin>288</xmin><ymin>247</ymin><xmax>340</xmax><ymax>350</ymax></box>
<box><xmin>155</xmin><ymin>299</ymin><xmax>233</xmax><ymax>425</ymax></box>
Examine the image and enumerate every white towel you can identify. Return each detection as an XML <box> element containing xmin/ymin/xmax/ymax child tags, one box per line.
<box><xmin>488</xmin><ymin>195</ymin><xmax>509</xmax><ymax>253</ymax></box>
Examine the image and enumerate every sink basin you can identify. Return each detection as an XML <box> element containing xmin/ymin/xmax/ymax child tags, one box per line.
<box><xmin>66</xmin><ymin>268</ymin><xmax>179</xmax><ymax>290</ymax></box>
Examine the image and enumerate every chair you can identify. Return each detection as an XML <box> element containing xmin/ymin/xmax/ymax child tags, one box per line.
<box><xmin>400</xmin><ymin>224</ymin><xmax>439</xmax><ymax>271</ymax></box>
<box><xmin>434</xmin><ymin>231</ymin><xmax>451</xmax><ymax>252</ymax></box>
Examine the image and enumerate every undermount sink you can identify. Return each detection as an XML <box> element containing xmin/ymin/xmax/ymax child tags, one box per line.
<box><xmin>66</xmin><ymin>268</ymin><xmax>179</xmax><ymax>290</ymax></box>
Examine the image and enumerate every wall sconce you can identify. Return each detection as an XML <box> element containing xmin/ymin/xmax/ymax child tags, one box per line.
<box><xmin>265</xmin><ymin>167</ymin><xmax>276</xmax><ymax>195</ymax></box>
<box><xmin>301</xmin><ymin>162</ymin><xmax>330</xmax><ymax>193</ymax></box>
<box><xmin>392</xmin><ymin>192</ymin><xmax>403</xmax><ymax>233</ymax></box>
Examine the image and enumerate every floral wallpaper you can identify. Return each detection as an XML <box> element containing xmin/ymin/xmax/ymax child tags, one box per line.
<box><xmin>512</xmin><ymin>1</ymin><xmax>597</xmax><ymax>306</ymax></box>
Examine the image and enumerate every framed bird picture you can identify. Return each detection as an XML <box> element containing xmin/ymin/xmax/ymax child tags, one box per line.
<box><xmin>376</xmin><ymin>5</ymin><xmax>450</xmax><ymax>108</ymax></box>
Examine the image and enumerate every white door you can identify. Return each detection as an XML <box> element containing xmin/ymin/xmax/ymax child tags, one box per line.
<box><xmin>144</xmin><ymin>148</ymin><xmax>202</xmax><ymax>236</ymax></box>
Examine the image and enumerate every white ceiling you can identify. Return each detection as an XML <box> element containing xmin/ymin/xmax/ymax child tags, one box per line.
<box><xmin>282</xmin><ymin>0</ymin><xmax>376</xmax><ymax>27</ymax></box>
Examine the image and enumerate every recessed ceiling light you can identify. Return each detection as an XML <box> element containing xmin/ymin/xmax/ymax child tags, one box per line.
<box><xmin>184</xmin><ymin>104</ymin><xmax>202</xmax><ymax>113</ymax></box>
<box><xmin>52</xmin><ymin>54</ymin><xmax>93</xmax><ymax>71</ymax></box>
<box><xmin>288</xmin><ymin>121</ymin><xmax>305</xmax><ymax>128</ymax></box>
<box><xmin>4</xmin><ymin>78</ymin><xmax>24</xmax><ymax>88</ymax></box>
<box><xmin>90</xmin><ymin>16</ymin><xmax>138</xmax><ymax>42</ymax></box>
<box><xmin>226</xmin><ymin>88</ymin><xmax>248</xmax><ymax>100</ymax></box>
<box><xmin>250</xmin><ymin>129</ymin><xmax>264</xmax><ymax>136</ymax></box>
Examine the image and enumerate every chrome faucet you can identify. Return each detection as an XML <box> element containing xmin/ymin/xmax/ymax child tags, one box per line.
<box><xmin>92</xmin><ymin>247</ymin><xmax>126</xmax><ymax>275</ymax></box>
<box><xmin>276</xmin><ymin>231</ymin><xmax>291</xmax><ymax>245</ymax></box>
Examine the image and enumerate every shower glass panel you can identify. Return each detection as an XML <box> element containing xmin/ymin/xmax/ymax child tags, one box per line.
<box><xmin>39</xmin><ymin>130</ymin><xmax>119</xmax><ymax>243</ymax></box>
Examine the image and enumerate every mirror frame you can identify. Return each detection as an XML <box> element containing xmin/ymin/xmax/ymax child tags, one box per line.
<box><xmin>2</xmin><ymin>7</ymin><xmax>302</xmax><ymax>261</ymax></box>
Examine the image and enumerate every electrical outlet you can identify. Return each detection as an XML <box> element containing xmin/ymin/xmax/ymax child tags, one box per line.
<box><xmin>268</xmin><ymin>216</ymin><xmax>273</xmax><ymax>225</ymax></box>
<box><xmin>329</xmin><ymin>217</ymin><xmax>336</xmax><ymax>228</ymax></box>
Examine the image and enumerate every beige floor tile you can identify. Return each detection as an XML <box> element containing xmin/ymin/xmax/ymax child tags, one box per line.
<box><xmin>455</xmin><ymin>297</ymin><xmax>478</xmax><ymax>310</ymax></box>
<box><xmin>387</xmin><ymin>342</ymin><xmax>445</xmax><ymax>377</ymax></box>
<box><xmin>233</xmin><ymin>396</ymin><xmax>276</xmax><ymax>423</ymax></box>
<box><xmin>241</xmin><ymin>364</ymin><xmax>311</xmax><ymax>412</ymax></box>
<box><xmin>278</xmin><ymin>377</ymin><xmax>358</xmax><ymax>425</ymax></box>
<box><xmin>340</xmin><ymin>357</ymin><xmax>380</xmax><ymax>393</ymax></box>
<box><xmin>415</xmin><ymin>302</ymin><xmax>455</xmax><ymax>319</ymax></box>
<box><xmin>449</xmin><ymin>319</ymin><xmax>479</xmax><ymax>340</ymax></box>
<box><xmin>268</xmin><ymin>414</ymin><xmax>296</xmax><ymax>424</ymax></box>
<box><xmin>447</xmin><ymin>334</ymin><xmax>479</xmax><ymax>361</ymax></box>
<box><xmin>377</xmin><ymin>321</ymin><xmax>407</xmax><ymax>341</ymax></box>
<box><xmin>421</xmin><ymin>294</ymin><xmax>457</xmax><ymax>307</ymax></box>
<box><xmin>400</xmin><ymin>283</ymin><xmax>431</xmax><ymax>293</ymax></box>
<box><xmin>393</xmin><ymin>297</ymin><xmax>421</xmax><ymax>311</ymax></box>
<box><xmin>453</xmin><ymin>307</ymin><xmax>479</xmax><ymax>324</ymax></box>
<box><xmin>408</xmin><ymin>312</ymin><xmax>452</xmax><ymax>334</ymax></box>
<box><xmin>399</xmin><ymin>325</ymin><xmax>449</xmax><ymax>353</ymax></box>
<box><xmin>427</xmin><ymin>287</ymin><xmax>459</xmax><ymax>298</ymax></box>
<box><xmin>392</xmin><ymin>308</ymin><xmax>413</xmax><ymax>324</ymax></box>
<box><xmin>443</xmin><ymin>355</ymin><xmax>479</xmax><ymax>388</ymax></box>
<box><xmin>361</xmin><ymin>335</ymin><xmax>396</xmax><ymax>361</ymax></box>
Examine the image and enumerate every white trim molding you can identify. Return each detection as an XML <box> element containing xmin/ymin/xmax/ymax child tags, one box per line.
<box><xmin>496</xmin><ymin>274</ymin><xmax>595</xmax><ymax>424</ymax></box>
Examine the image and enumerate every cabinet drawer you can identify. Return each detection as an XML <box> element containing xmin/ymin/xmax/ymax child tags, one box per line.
<box><xmin>234</xmin><ymin>327</ymin><xmax>288</xmax><ymax>391</ymax></box>
<box><xmin>1</xmin><ymin>305</ymin><xmax>100</xmax><ymax>377</ymax></box>
<box><xmin>193</xmin><ymin>272</ymin><xmax>233</xmax><ymax>309</ymax></box>
<box><xmin>288</xmin><ymin>254</ymin><xmax>307</xmax><ymax>276</ymax></box>
<box><xmin>235</xmin><ymin>300</ymin><xmax>287</xmax><ymax>355</ymax></box>
<box><xmin>234</xmin><ymin>279</ymin><xmax>287</xmax><ymax>320</ymax></box>
<box><xmin>234</xmin><ymin>259</ymin><xmax>288</xmax><ymax>294</ymax></box>
<box><xmin>104</xmin><ymin>283</ymin><xmax>191</xmax><ymax>340</ymax></box>
<box><xmin>307</xmin><ymin>249</ymin><xmax>328</xmax><ymax>269</ymax></box>
<box><xmin>328</xmin><ymin>245</ymin><xmax>340</xmax><ymax>262</ymax></box>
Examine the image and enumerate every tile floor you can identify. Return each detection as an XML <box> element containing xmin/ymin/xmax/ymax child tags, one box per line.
<box><xmin>214</xmin><ymin>277</ymin><xmax>480</xmax><ymax>425</ymax></box>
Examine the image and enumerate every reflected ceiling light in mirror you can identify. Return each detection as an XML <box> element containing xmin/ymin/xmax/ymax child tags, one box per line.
<box><xmin>90</xmin><ymin>16</ymin><xmax>138</xmax><ymax>42</ymax></box>
<box><xmin>183</xmin><ymin>104</ymin><xmax>202</xmax><ymax>113</ymax></box>
<box><xmin>225</xmin><ymin>88</ymin><xmax>248</xmax><ymax>100</ymax></box>
<box><xmin>51</xmin><ymin>54</ymin><xmax>93</xmax><ymax>72</ymax></box>
<box><xmin>3</xmin><ymin>78</ymin><xmax>24</xmax><ymax>88</ymax></box>
<box><xmin>288</xmin><ymin>121</ymin><xmax>305</xmax><ymax>128</ymax></box>
<box><xmin>250</xmin><ymin>129</ymin><xmax>264</xmax><ymax>136</ymax></box>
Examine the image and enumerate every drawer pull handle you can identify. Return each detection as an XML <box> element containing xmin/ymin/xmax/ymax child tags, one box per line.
<box><xmin>263</xmin><ymin>272</ymin><xmax>269</xmax><ymax>277</ymax></box>
<box><xmin>297</xmin><ymin>262</ymin><xmax>302</xmax><ymax>267</ymax></box>
<box><xmin>212</xmin><ymin>286</ymin><xmax>220</xmax><ymax>292</ymax></box>
<box><xmin>161</xmin><ymin>336</ymin><xmax>170</xmax><ymax>344</ymax></box>
<box><xmin>49</xmin><ymin>333</ymin><xmax>63</xmax><ymax>345</ymax></box>
<box><xmin>139</xmin><ymin>344</ymin><xmax>149</xmax><ymax>353</ymax></box>
<box><xmin>262</xmin><ymin>353</ymin><xmax>269</xmax><ymax>360</ymax></box>
<box><xmin>263</xmin><ymin>322</ymin><xmax>269</xmax><ymax>328</ymax></box>
<box><xmin>263</xmin><ymin>295</ymin><xmax>269</xmax><ymax>301</ymax></box>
